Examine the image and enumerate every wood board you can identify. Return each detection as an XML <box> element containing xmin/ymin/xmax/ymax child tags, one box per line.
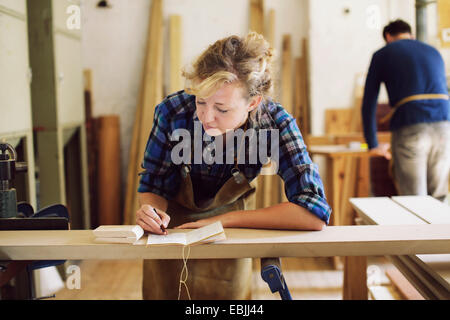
<box><xmin>1</xmin><ymin>224</ymin><xmax>450</xmax><ymax>260</ymax></box>
<box><xmin>350</xmin><ymin>196</ymin><xmax>450</xmax><ymax>300</ymax></box>
<box><xmin>169</xmin><ymin>15</ymin><xmax>183</xmax><ymax>93</ymax></box>
<box><xmin>249</xmin><ymin>0</ymin><xmax>264</xmax><ymax>35</ymax></box>
<box><xmin>124</xmin><ymin>0</ymin><xmax>164</xmax><ymax>225</ymax></box>
<box><xmin>385</xmin><ymin>267</ymin><xmax>424</xmax><ymax>300</ymax></box>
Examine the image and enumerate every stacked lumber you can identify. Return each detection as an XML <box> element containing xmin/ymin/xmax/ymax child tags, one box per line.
<box><xmin>249</xmin><ymin>0</ymin><xmax>267</xmax><ymax>210</ymax></box>
<box><xmin>124</xmin><ymin>0</ymin><xmax>164</xmax><ymax>225</ymax></box>
<box><xmin>249</xmin><ymin>2</ymin><xmax>312</xmax><ymax>209</ymax></box>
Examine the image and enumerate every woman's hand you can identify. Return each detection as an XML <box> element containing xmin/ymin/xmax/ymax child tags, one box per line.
<box><xmin>136</xmin><ymin>204</ymin><xmax>170</xmax><ymax>235</ymax></box>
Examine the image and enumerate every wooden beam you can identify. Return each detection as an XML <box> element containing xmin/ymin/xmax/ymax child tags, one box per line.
<box><xmin>300</xmin><ymin>38</ymin><xmax>311</xmax><ymax>135</ymax></box>
<box><xmin>343</xmin><ymin>256</ymin><xmax>367</xmax><ymax>299</ymax></box>
<box><xmin>391</xmin><ymin>196</ymin><xmax>450</xmax><ymax>224</ymax></box>
<box><xmin>249</xmin><ymin>0</ymin><xmax>264</xmax><ymax>34</ymax></box>
<box><xmin>124</xmin><ymin>0</ymin><xmax>164</xmax><ymax>225</ymax></box>
<box><xmin>266</xmin><ymin>9</ymin><xmax>275</xmax><ymax>46</ymax></box>
<box><xmin>385</xmin><ymin>267</ymin><xmax>425</xmax><ymax>300</ymax></box>
<box><xmin>1</xmin><ymin>224</ymin><xmax>450</xmax><ymax>260</ymax></box>
<box><xmin>169</xmin><ymin>15</ymin><xmax>183</xmax><ymax>93</ymax></box>
<box><xmin>279</xmin><ymin>34</ymin><xmax>293</xmax><ymax>203</ymax></box>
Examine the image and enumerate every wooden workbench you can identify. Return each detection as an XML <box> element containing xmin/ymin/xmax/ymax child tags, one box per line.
<box><xmin>308</xmin><ymin>144</ymin><xmax>371</xmax><ymax>226</ymax></box>
<box><xmin>350</xmin><ymin>196</ymin><xmax>450</xmax><ymax>300</ymax></box>
<box><xmin>1</xmin><ymin>224</ymin><xmax>450</xmax><ymax>261</ymax></box>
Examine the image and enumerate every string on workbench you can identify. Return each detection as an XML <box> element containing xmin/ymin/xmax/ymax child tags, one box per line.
<box><xmin>178</xmin><ymin>244</ymin><xmax>191</xmax><ymax>300</ymax></box>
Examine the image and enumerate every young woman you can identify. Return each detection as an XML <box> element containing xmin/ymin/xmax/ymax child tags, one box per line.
<box><xmin>136</xmin><ymin>32</ymin><xmax>331</xmax><ymax>299</ymax></box>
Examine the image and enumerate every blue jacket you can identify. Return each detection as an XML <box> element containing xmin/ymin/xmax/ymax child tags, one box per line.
<box><xmin>362</xmin><ymin>39</ymin><xmax>449</xmax><ymax>148</ymax></box>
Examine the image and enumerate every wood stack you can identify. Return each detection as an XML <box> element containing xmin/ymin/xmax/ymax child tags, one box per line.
<box><xmin>124</xmin><ymin>0</ymin><xmax>164</xmax><ymax>225</ymax></box>
<box><xmin>249</xmin><ymin>0</ymin><xmax>266</xmax><ymax>210</ymax></box>
<box><xmin>250</xmin><ymin>1</ymin><xmax>312</xmax><ymax>209</ymax></box>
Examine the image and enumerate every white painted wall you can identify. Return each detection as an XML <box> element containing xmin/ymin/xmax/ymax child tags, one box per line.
<box><xmin>81</xmin><ymin>0</ymin><xmax>445</xmax><ymax>199</ymax></box>
<box><xmin>80</xmin><ymin>0</ymin><xmax>309</xmax><ymax>191</ymax></box>
<box><xmin>307</xmin><ymin>0</ymin><xmax>416</xmax><ymax>135</ymax></box>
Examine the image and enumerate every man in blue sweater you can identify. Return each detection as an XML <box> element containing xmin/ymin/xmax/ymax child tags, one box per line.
<box><xmin>362</xmin><ymin>19</ymin><xmax>450</xmax><ymax>201</ymax></box>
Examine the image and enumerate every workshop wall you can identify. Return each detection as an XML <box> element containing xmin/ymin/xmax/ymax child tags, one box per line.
<box><xmin>80</xmin><ymin>0</ymin><xmax>447</xmax><ymax>197</ymax></box>
<box><xmin>308</xmin><ymin>0</ymin><xmax>416</xmax><ymax>135</ymax></box>
<box><xmin>81</xmin><ymin>0</ymin><xmax>309</xmax><ymax>191</ymax></box>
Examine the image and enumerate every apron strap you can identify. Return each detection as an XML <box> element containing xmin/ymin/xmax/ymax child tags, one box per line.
<box><xmin>380</xmin><ymin>93</ymin><xmax>449</xmax><ymax>124</ymax></box>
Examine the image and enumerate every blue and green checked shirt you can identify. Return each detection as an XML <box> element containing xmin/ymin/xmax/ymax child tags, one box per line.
<box><xmin>138</xmin><ymin>91</ymin><xmax>331</xmax><ymax>224</ymax></box>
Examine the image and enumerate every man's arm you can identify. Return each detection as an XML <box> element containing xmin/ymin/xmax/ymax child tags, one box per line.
<box><xmin>362</xmin><ymin>53</ymin><xmax>382</xmax><ymax>149</ymax></box>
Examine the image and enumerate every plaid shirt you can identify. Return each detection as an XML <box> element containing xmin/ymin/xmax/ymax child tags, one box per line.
<box><xmin>138</xmin><ymin>91</ymin><xmax>331</xmax><ymax>224</ymax></box>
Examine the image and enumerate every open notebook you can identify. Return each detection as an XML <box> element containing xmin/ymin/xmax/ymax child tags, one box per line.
<box><xmin>147</xmin><ymin>221</ymin><xmax>226</xmax><ymax>246</ymax></box>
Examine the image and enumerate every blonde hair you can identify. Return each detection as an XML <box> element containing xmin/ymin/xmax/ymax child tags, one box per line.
<box><xmin>183</xmin><ymin>32</ymin><xmax>274</xmax><ymax>101</ymax></box>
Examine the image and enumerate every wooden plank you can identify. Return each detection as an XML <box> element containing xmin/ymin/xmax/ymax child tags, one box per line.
<box><xmin>343</xmin><ymin>256</ymin><xmax>367</xmax><ymax>299</ymax></box>
<box><xmin>325</xmin><ymin>156</ymin><xmax>345</xmax><ymax>227</ymax></box>
<box><xmin>413</xmin><ymin>254</ymin><xmax>450</xmax><ymax>291</ymax></box>
<box><xmin>351</xmin><ymin>197</ymin><xmax>450</xmax><ymax>299</ymax></box>
<box><xmin>1</xmin><ymin>224</ymin><xmax>450</xmax><ymax>260</ymax></box>
<box><xmin>349</xmin><ymin>73</ymin><xmax>365</xmax><ymax>132</ymax></box>
<box><xmin>385</xmin><ymin>267</ymin><xmax>425</xmax><ymax>300</ymax></box>
<box><xmin>266</xmin><ymin>9</ymin><xmax>275</xmax><ymax>46</ymax></box>
<box><xmin>356</xmin><ymin>157</ymin><xmax>370</xmax><ymax>197</ymax></box>
<box><xmin>97</xmin><ymin>116</ymin><xmax>121</xmax><ymax>225</ymax></box>
<box><xmin>388</xmin><ymin>255</ymin><xmax>438</xmax><ymax>299</ymax></box>
<box><xmin>397</xmin><ymin>255</ymin><xmax>450</xmax><ymax>299</ymax></box>
<box><xmin>249</xmin><ymin>0</ymin><xmax>264</xmax><ymax>34</ymax></box>
<box><xmin>281</xmin><ymin>34</ymin><xmax>293</xmax><ymax>116</ymax></box>
<box><xmin>391</xmin><ymin>196</ymin><xmax>450</xmax><ymax>224</ymax></box>
<box><xmin>300</xmin><ymin>38</ymin><xmax>310</xmax><ymax>136</ymax></box>
<box><xmin>309</xmin><ymin>145</ymin><xmax>369</xmax><ymax>157</ymax></box>
<box><xmin>252</xmin><ymin>3</ymin><xmax>269</xmax><ymax>210</ymax></box>
<box><xmin>306</xmin><ymin>132</ymin><xmax>391</xmax><ymax>146</ymax></box>
<box><xmin>349</xmin><ymin>197</ymin><xmax>427</xmax><ymax>225</ymax></box>
<box><xmin>124</xmin><ymin>0</ymin><xmax>164</xmax><ymax>225</ymax></box>
<box><xmin>169</xmin><ymin>15</ymin><xmax>183</xmax><ymax>93</ymax></box>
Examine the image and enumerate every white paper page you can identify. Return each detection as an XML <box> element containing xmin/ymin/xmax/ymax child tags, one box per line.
<box><xmin>185</xmin><ymin>221</ymin><xmax>224</xmax><ymax>245</ymax></box>
<box><xmin>147</xmin><ymin>232</ymin><xmax>187</xmax><ymax>246</ymax></box>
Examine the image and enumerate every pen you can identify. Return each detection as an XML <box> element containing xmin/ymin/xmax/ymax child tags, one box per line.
<box><xmin>152</xmin><ymin>207</ymin><xmax>166</xmax><ymax>233</ymax></box>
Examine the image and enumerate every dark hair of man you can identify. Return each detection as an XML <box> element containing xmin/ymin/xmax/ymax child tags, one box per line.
<box><xmin>382</xmin><ymin>19</ymin><xmax>412</xmax><ymax>41</ymax></box>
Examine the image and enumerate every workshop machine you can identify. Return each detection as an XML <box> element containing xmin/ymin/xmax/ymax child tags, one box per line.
<box><xmin>0</xmin><ymin>143</ymin><xmax>70</xmax><ymax>299</ymax></box>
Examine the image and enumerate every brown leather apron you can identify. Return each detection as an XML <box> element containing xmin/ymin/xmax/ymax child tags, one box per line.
<box><xmin>142</xmin><ymin>159</ymin><xmax>257</xmax><ymax>299</ymax></box>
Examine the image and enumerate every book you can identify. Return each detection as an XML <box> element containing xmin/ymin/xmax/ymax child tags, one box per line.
<box><xmin>93</xmin><ymin>225</ymin><xmax>144</xmax><ymax>244</ymax></box>
<box><xmin>147</xmin><ymin>221</ymin><xmax>226</xmax><ymax>246</ymax></box>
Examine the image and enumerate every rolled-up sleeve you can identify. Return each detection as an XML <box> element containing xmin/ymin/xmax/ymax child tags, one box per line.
<box><xmin>137</xmin><ymin>104</ymin><xmax>180</xmax><ymax>200</ymax></box>
<box><xmin>276</xmin><ymin>116</ymin><xmax>332</xmax><ymax>224</ymax></box>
